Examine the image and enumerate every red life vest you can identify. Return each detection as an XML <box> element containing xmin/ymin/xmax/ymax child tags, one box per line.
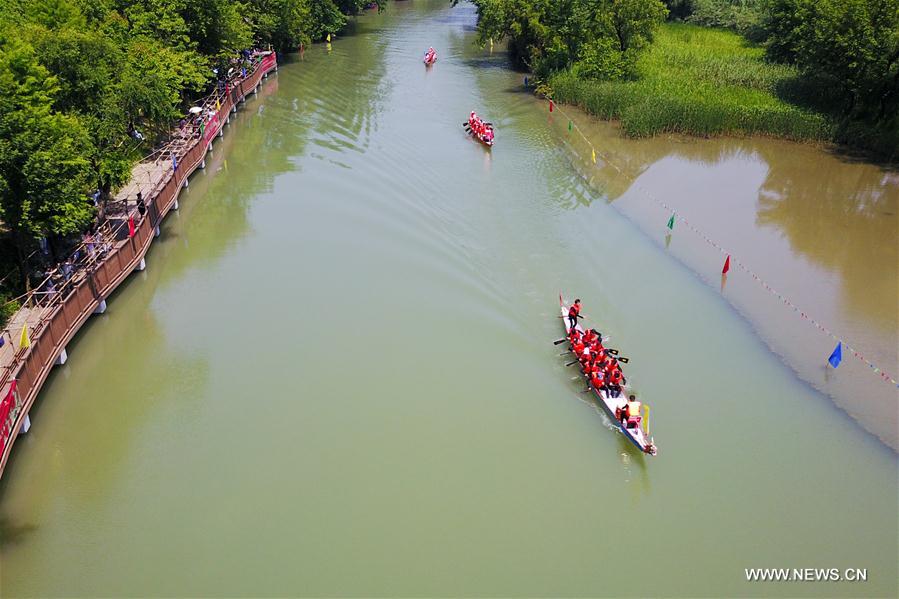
<box><xmin>610</xmin><ymin>369</ymin><xmax>623</xmax><ymax>385</ymax></box>
<box><xmin>568</xmin><ymin>304</ymin><xmax>580</xmax><ymax>318</ymax></box>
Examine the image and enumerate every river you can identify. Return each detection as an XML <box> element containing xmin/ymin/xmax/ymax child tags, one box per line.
<box><xmin>1</xmin><ymin>2</ymin><xmax>896</xmax><ymax>597</ymax></box>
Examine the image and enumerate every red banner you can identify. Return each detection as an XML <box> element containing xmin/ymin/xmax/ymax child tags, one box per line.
<box><xmin>203</xmin><ymin>114</ymin><xmax>221</xmax><ymax>146</ymax></box>
<box><xmin>259</xmin><ymin>53</ymin><xmax>277</xmax><ymax>74</ymax></box>
<box><xmin>0</xmin><ymin>381</ymin><xmax>18</xmax><ymax>455</ymax></box>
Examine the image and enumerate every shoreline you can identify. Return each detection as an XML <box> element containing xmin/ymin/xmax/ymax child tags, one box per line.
<box><xmin>0</xmin><ymin>54</ymin><xmax>279</xmax><ymax>481</ymax></box>
<box><xmin>546</xmin><ymin>23</ymin><xmax>898</xmax><ymax>165</ymax></box>
<box><xmin>541</xmin><ymin>99</ymin><xmax>899</xmax><ymax>452</ymax></box>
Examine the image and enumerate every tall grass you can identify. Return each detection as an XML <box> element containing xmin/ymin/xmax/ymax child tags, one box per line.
<box><xmin>549</xmin><ymin>24</ymin><xmax>834</xmax><ymax>142</ymax></box>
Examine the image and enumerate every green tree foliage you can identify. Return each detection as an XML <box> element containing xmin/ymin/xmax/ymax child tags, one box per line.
<box><xmin>0</xmin><ymin>36</ymin><xmax>94</xmax><ymax>260</ymax></box>
<box><xmin>0</xmin><ymin>0</ymin><xmax>368</xmax><ymax>285</ymax></box>
<box><xmin>466</xmin><ymin>0</ymin><xmax>668</xmax><ymax>79</ymax></box>
<box><xmin>307</xmin><ymin>0</ymin><xmax>349</xmax><ymax>41</ymax></box>
<box><xmin>249</xmin><ymin>0</ymin><xmax>314</xmax><ymax>49</ymax></box>
<box><xmin>764</xmin><ymin>0</ymin><xmax>899</xmax><ymax>122</ymax></box>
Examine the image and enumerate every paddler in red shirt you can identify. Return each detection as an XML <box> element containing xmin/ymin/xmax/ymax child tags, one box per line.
<box><xmin>571</xmin><ymin>335</ymin><xmax>586</xmax><ymax>357</ymax></box>
<box><xmin>590</xmin><ymin>368</ymin><xmax>606</xmax><ymax>390</ymax></box>
<box><xmin>607</xmin><ymin>364</ymin><xmax>625</xmax><ymax>398</ymax></box>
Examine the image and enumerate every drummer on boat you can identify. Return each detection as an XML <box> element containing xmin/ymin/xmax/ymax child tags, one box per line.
<box><xmin>617</xmin><ymin>395</ymin><xmax>642</xmax><ymax>428</ymax></box>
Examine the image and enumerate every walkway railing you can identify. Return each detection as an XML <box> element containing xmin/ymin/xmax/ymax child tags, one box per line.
<box><xmin>0</xmin><ymin>52</ymin><xmax>279</xmax><ymax>479</ymax></box>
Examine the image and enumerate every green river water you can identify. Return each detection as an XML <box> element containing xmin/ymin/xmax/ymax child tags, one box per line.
<box><xmin>1</xmin><ymin>2</ymin><xmax>897</xmax><ymax>597</ymax></box>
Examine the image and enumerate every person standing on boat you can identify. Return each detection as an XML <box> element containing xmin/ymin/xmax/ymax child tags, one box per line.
<box><xmin>568</xmin><ymin>299</ymin><xmax>582</xmax><ymax>330</ymax></box>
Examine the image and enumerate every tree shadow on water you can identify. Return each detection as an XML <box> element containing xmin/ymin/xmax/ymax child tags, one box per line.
<box><xmin>0</xmin><ymin>515</ymin><xmax>36</xmax><ymax>546</ymax></box>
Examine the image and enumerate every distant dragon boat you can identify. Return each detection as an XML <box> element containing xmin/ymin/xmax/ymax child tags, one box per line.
<box><xmin>463</xmin><ymin>112</ymin><xmax>495</xmax><ymax>147</ymax></box>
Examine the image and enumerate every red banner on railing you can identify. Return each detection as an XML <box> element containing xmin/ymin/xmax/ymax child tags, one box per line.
<box><xmin>0</xmin><ymin>380</ymin><xmax>18</xmax><ymax>456</ymax></box>
<box><xmin>203</xmin><ymin>113</ymin><xmax>221</xmax><ymax>146</ymax></box>
<box><xmin>259</xmin><ymin>52</ymin><xmax>276</xmax><ymax>74</ymax></box>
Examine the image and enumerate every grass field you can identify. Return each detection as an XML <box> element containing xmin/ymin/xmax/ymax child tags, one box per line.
<box><xmin>549</xmin><ymin>23</ymin><xmax>835</xmax><ymax>142</ymax></box>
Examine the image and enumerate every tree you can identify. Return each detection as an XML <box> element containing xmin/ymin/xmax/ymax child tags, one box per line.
<box><xmin>764</xmin><ymin>0</ymin><xmax>899</xmax><ymax>121</ymax></box>
<box><xmin>465</xmin><ymin>0</ymin><xmax>667</xmax><ymax>78</ymax></box>
<box><xmin>0</xmin><ymin>36</ymin><xmax>94</xmax><ymax>280</ymax></box>
<box><xmin>307</xmin><ymin>0</ymin><xmax>347</xmax><ymax>41</ymax></box>
<box><xmin>249</xmin><ymin>0</ymin><xmax>313</xmax><ymax>50</ymax></box>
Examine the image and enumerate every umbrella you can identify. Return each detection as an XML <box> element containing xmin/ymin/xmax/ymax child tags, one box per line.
<box><xmin>188</xmin><ymin>106</ymin><xmax>203</xmax><ymax>114</ymax></box>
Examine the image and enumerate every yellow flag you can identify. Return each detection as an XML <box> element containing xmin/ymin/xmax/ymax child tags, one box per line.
<box><xmin>643</xmin><ymin>405</ymin><xmax>650</xmax><ymax>435</ymax></box>
<box><xmin>19</xmin><ymin>325</ymin><xmax>30</xmax><ymax>349</ymax></box>
<box><xmin>591</xmin><ymin>148</ymin><xmax>596</xmax><ymax>164</ymax></box>
<box><xmin>216</xmin><ymin>98</ymin><xmax>221</xmax><ymax>111</ymax></box>
<box><xmin>326</xmin><ymin>33</ymin><xmax>331</xmax><ymax>43</ymax></box>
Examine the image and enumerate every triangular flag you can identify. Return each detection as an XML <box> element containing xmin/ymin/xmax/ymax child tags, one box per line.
<box><xmin>549</xmin><ymin>100</ymin><xmax>554</xmax><ymax>112</ymax></box>
<box><xmin>172</xmin><ymin>155</ymin><xmax>178</xmax><ymax>171</ymax></box>
<box><xmin>128</xmin><ymin>215</ymin><xmax>135</xmax><ymax>238</ymax></box>
<box><xmin>326</xmin><ymin>33</ymin><xmax>331</xmax><ymax>43</ymax></box>
<box><xmin>828</xmin><ymin>342</ymin><xmax>842</xmax><ymax>368</ymax></box>
<box><xmin>667</xmin><ymin>214</ymin><xmax>675</xmax><ymax>230</ymax></box>
<box><xmin>591</xmin><ymin>148</ymin><xmax>596</xmax><ymax>164</ymax></box>
<box><xmin>568</xmin><ymin>120</ymin><xmax>572</xmax><ymax>132</ymax></box>
<box><xmin>19</xmin><ymin>325</ymin><xmax>30</xmax><ymax>349</ymax></box>
<box><xmin>215</xmin><ymin>98</ymin><xmax>221</xmax><ymax>111</ymax></box>
<box><xmin>722</xmin><ymin>255</ymin><xmax>730</xmax><ymax>274</ymax></box>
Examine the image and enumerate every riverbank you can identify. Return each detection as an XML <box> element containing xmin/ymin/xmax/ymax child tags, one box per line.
<box><xmin>1</xmin><ymin>3</ymin><xmax>895</xmax><ymax>596</ymax></box>
<box><xmin>0</xmin><ymin>53</ymin><xmax>278</xmax><ymax>481</ymax></box>
<box><xmin>541</xmin><ymin>97</ymin><xmax>898</xmax><ymax>450</ymax></box>
<box><xmin>548</xmin><ymin>23</ymin><xmax>898</xmax><ymax>161</ymax></box>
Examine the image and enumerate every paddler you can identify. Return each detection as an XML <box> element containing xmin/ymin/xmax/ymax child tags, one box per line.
<box><xmin>568</xmin><ymin>298</ymin><xmax>582</xmax><ymax>330</ymax></box>
<box><xmin>590</xmin><ymin>368</ymin><xmax>606</xmax><ymax>390</ymax></box>
<box><xmin>579</xmin><ymin>343</ymin><xmax>592</xmax><ymax>366</ymax></box>
<box><xmin>571</xmin><ymin>334</ymin><xmax>586</xmax><ymax>357</ymax></box>
<box><xmin>608</xmin><ymin>365</ymin><xmax>625</xmax><ymax>398</ymax></box>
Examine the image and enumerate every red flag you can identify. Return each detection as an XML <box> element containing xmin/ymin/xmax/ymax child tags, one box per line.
<box><xmin>722</xmin><ymin>255</ymin><xmax>730</xmax><ymax>274</ymax></box>
<box><xmin>549</xmin><ymin>100</ymin><xmax>555</xmax><ymax>113</ymax></box>
<box><xmin>128</xmin><ymin>215</ymin><xmax>135</xmax><ymax>238</ymax></box>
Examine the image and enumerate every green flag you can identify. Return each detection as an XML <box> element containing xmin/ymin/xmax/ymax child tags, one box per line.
<box><xmin>568</xmin><ymin>120</ymin><xmax>572</xmax><ymax>132</ymax></box>
<box><xmin>667</xmin><ymin>214</ymin><xmax>675</xmax><ymax>230</ymax></box>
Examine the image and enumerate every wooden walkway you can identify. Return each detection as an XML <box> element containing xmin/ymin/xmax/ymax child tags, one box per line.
<box><xmin>0</xmin><ymin>51</ymin><xmax>278</xmax><ymax>479</ymax></box>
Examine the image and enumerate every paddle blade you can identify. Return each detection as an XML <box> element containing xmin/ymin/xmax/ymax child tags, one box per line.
<box><xmin>553</xmin><ymin>338</ymin><xmax>568</xmax><ymax>345</ymax></box>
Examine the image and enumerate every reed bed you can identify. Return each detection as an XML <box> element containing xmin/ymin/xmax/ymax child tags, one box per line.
<box><xmin>550</xmin><ymin>24</ymin><xmax>834</xmax><ymax>142</ymax></box>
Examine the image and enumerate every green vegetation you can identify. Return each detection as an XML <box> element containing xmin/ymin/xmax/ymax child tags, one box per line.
<box><xmin>549</xmin><ymin>23</ymin><xmax>832</xmax><ymax>140</ymax></box>
<box><xmin>471</xmin><ymin>0</ymin><xmax>898</xmax><ymax>160</ymax></box>
<box><xmin>0</xmin><ymin>0</ymin><xmax>380</xmax><ymax>310</ymax></box>
<box><xmin>463</xmin><ymin>0</ymin><xmax>669</xmax><ymax>79</ymax></box>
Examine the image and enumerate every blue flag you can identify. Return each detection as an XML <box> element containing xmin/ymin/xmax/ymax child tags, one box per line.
<box><xmin>172</xmin><ymin>155</ymin><xmax>178</xmax><ymax>171</ymax></box>
<box><xmin>828</xmin><ymin>342</ymin><xmax>842</xmax><ymax>369</ymax></box>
